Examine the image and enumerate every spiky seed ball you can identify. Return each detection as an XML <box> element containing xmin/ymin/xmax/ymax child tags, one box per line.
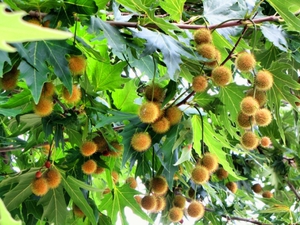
<box><xmin>141</xmin><ymin>195</ymin><xmax>157</xmax><ymax>211</ymax></box>
<box><xmin>81</xmin><ymin>159</ymin><xmax>97</xmax><ymax>175</ymax></box>
<box><xmin>111</xmin><ymin>171</ymin><xmax>119</xmax><ymax>183</ymax></box>
<box><xmin>126</xmin><ymin>177</ymin><xmax>137</xmax><ymax>189</ymax></box>
<box><xmin>138</xmin><ymin>102</ymin><xmax>160</xmax><ymax>123</ymax></box>
<box><xmin>240</xmin><ymin>96</ymin><xmax>259</xmax><ymax>116</ymax></box>
<box><xmin>173</xmin><ymin>195</ymin><xmax>186</xmax><ymax>209</ymax></box>
<box><xmin>187</xmin><ymin>201</ymin><xmax>205</xmax><ymax>219</ymax></box>
<box><xmin>135</xmin><ymin>195</ymin><xmax>142</xmax><ymax>205</ymax></box>
<box><xmin>154</xmin><ymin>196</ymin><xmax>166</xmax><ymax>212</ymax></box>
<box><xmin>144</xmin><ymin>84</ymin><xmax>165</xmax><ymax>102</ymax></box>
<box><xmin>42</xmin><ymin>82</ymin><xmax>55</xmax><ymax>97</ymax></box>
<box><xmin>73</xmin><ymin>204</ymin><xmax>85</xmax><ymax>217</ymax></box>
<box><xmin>165</xmin><ymin>106</ymin><xmax>182</xmax><ymax>125</ymax></box>
<box><xmin>196</xmin><ymin>43</ymin><xmax>216</xmax><ymax>59</ymax></box>
<box><xmin>215</xmin><ymin>168</ymin><xmax>229</xmax><ymax>180</ymax></box>
<box><xmin>255</xmin><ymin>70</ymin><xmax>273</xmax><ymax>91</ymax></box>
<box><xmin>241</xmin><ymin>131</ymin><xmax>259</xmax><ymax>150</ymax></box>
<box><xmin>168</xmin><ymin>207</ymin><xmax>183</xmax><ymax>222</ymax></box>
<box><xmin>68</xmin><ymin>55</ymin><xmax>86</xmax><ymax>76</ymax></box>
<box><xmin>93</xmin><ymin>134</ymin><xmax>108</xmax><ymax>152</ymax></box>
<box><xmin>45</xmin><ymin>169</ymin><xmax>61</xmax><ymax>189</ymax></box>
<box><xmin>109</xmin><ymin>142</ymin><xmax>124</xmax><ymax>157</ymax></box>
<box><xmin>34</xmin><ymin>97</ymin><xmax>53</xmax><ymax>117</ymax></box>
<box><xmin>252</xmin><ymin>183</ymin><xmax>262</xmax><ymax>193</ymax></box>
<box><xmin>150</xmin><ymin>176</ymin><xmax>168</xmax><ymax>196</ymax></box>
<box><xmin>62</xmin><ymin>85</ymin><xmax>81</xmax><ymax>104</ymax></box>
<box><xmin>94</xmin><ymin>166</ymin><xmax>105</xmax><ymax>174</ymax></box>
<box><xmin>246</xmin><ymin>89</ymin><xmax>267</xmax><ymax>107</ymax></box>
<box><xmin>260</xmin><ymin>136</ymin><xmax>272</xmax><ymax>148</ymax></box>
<box><xmin>254</xmin><ymin>108</ymin><xmax>272</xmax><ymax>127</ymax></box>
<box><xmin>152</xmin><ymin>117</ymin><xmax>171</xmax><ymax>134</ymax></box>
<box><xmin>201</xmin><ymin>153</ymin><xmax>219</xmax><ymax>173</ymax></box>
<box><xmin>237</xmin><ymin>112</ymin><xmax>255</xmax><ymax>129</ymax></box>
<box><xmin>103</xmin><ymin>188</ymin><xmax>111</xmax><ymax>195</ymax></box>
<box><xmin>211</xmin><ymin>66</ymin><xmax>232</xmax><ymax>87</ymax></box>
<box><xmin>27</xmin><ymin>18</ymin><xmax>41</xmax><ymax>26</ymax></box>
<box><xmin>194</xmin><ymin>28</ymin><xmax>212</xmax><ymax>44</ymax></box>
<box><xmin>81</xmin><ymin>141</ymin><xmax>97</xmax><ymax>157</ymax></box>
<box><xmin>0</xmin><ymin>66</ymin><xmax>19</xmax><ymax>90</ymax></box>
<box><xmin>31</xmin><ymin>177</ymin><xmax>49</xmax><ymax>196</ymax></box>
<box><xmin>262</xmin><ymin>190</ymin><xmax>273</xmax><ymax>198</ymax></box>
<box><xmin>192</xmin><ymin>75</ymin><xmax>208</xmax><ymax>92</ymax></box>
<box><xmin>205</xmin><ymin>48</ymin><xmax>221</xmax><ymax>68</ymax></box>
<box><xmin>235</xmin><ymin>52</ymin><xmax>256</xmax><ymax>72</ymax></box>
<box><xmin>131</xmin><ymin>132</ymin><xmax>152</xmax><ymax>152</ymax></box>
<box><xmin>191</xmin><ymin>165</ymin><xmax>210</xmax><ymax>185</ymax></box>
<box><xmin>226</xmin><ymin>181</ymin><xmax>238</xmax><ymax>193</ymax></box>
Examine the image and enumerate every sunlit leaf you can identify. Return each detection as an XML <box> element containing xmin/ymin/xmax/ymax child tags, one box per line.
<box><xmin>261</xmin><ymin>23</ymin><xmax>288</xmax><ymax>52</ymax></box>
<box><xmin>0</xmin><ymin>199</ymin><xmax>22</xmax><ymax>225</ymax></box>
<box><xmin>160</xmin><ymin>0</ymin><xmax>185</xmax><ymax>22</ymax></box>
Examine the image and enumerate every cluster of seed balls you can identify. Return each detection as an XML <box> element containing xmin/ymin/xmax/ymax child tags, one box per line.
<box><xmin>0</xmin><ymin>55</ymin><xmax>86</xmax><ymax>117</ymax></box>
<box><xmin>251</xmin><ymin>183</ymin><xmax>273</xmax><ymax>199</ymax></box>
<box><xmin>235</xmin><ymin>52</ymin><xmax>274</xmax><ymax>150</ymax></box>
<box><xmin>130</xmin><ymin>84</ymin><xmax>183</xmax><ymax>152</ymax></box>
<box><xmin>31</xmin><ymin>162</ymin><xmax>61</xmax><ymax>196</ymax></box>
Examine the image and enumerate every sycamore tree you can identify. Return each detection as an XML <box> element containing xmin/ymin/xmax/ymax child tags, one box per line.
<box><xmin>0</xmin><ymin>0</ymin><xmax>300</xmax><ymax>224</ymax></box>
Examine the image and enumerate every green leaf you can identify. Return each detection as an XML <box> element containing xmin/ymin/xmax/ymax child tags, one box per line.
<box><xmin>0</xmin><ymin>199</ymin><xmax>22</xmax><ymax>225</ymax></box>
<box><xmin>0</xmin><ymin>3</ymin><xmax>72</xmax><ymax>52</ymax></box>
<box><xmin>111</xmin><ymin>79</ymin><xmax>140</xmax><ymax>113</ymax></box>
<box><xmin>266</xmin><ymin>0</ymin><xmax>300</xmax><ymax>31</ymax></box>
<box><xmin>65</xmin><ymin>0</ymin><xmax>98</xmax><ymax>15</ymax></box>
<box><xmin>38</xmin><ymin>185</ymin><xmax>68</xmax><ymax>225</ymax></box>
<box><xmin>62</xmin><ymin>175</ymin><xmax>96</xmax><ymax>225</ymax></box>
<box><xmin>0</xmin><ymin>88</ymin><xmax>32</xmax><ymax>108</ymax></box>
<box><xmin>160</xmin><ymin>0</ymin><xmax>185</xmax><ymax>22</ymax></box>
<box><xmin>260</xmin><ymin>204</ymin><xmax>290</xmax><ymax>213</ymax></box>
<box><xmin>133</xmin><ymin>27</ymin><xmax>194</xmax><ymax>80</ymax></box>
<box><xmin>87</xmin><ymin>59</ymin><xmax>127</xmax><ymax>91</ymax></box>
<box><xmin>261</xmin><ymin>23</ymin><xmax>288</xmax><ymax>52</ymax></box>
<box><xmin>95</xmin><ymin>110</ymin><xmax>138</xmax><ymax>128</ymax></box>
<box><xmin>191</xmin><ymin>115</ymin><xmax>245</xmax><ymax>180</ymax></box>
<box><xmin>0</xmin><ymin>50</ymin><xmax>10</xmax><ymax>72</ymax></box>
<box><xmin>99</xmin><ymin>184</ymin><xmax>152</xmax><ymax>225</ymax></box>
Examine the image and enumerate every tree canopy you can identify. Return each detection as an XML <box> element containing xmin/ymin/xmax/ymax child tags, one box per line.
<box><xmin>0</xmin><ymin>0</ymin><xmax>300</xmax><ymax>224</ymax></box>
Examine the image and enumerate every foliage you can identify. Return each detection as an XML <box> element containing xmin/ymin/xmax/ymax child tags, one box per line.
<box><xmin>0</xmin><ymin>0</ymin><xmax>300</xmax><ymax>225</ymax></box>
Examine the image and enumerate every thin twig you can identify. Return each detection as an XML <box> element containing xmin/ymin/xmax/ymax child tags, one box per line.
<box><xmin>287</xmin><ymin>180</ymin><xmax>300</xmax><ymax>201</ymax></box>
<box><xmin>222</xmin><ymin>215</ymin><xmax>270</xmax><ymax>225</ymax></box>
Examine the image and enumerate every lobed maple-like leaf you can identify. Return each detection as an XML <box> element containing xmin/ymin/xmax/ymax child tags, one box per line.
<box><xmin>0</xmin><ymin>3</ymin><xmax>72</xmax><ymax>52</ymax></box>
<box><xmin>160</xmin><ymin>0</ymin><xmax>185</xmax><ymax>22</ymax></box>
<box><xmin>0</xmin><ymin>199</ymin><xmax>22</xmax><ymax>225</ymax></box>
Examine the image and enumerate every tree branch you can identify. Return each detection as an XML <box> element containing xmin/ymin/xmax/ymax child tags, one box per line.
<box><xmin>222</xmin><ymin>215</ymin><xmax>270</xmax><ymax>225</ymax></box>
<box><xmin>287</xmin><ymin>180</ymin><xmax>300</xmax><ymax>201</ymax></box>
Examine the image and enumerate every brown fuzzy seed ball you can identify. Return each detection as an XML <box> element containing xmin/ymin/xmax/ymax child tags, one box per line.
<box><xmin>235</xmin><ymin>52</ymin><xmax>256</xmax><ymax>72</ymax></box>
<box><xmin>255</xmin><ymin>70</ymin><xmax>274</xmax><ymax>91</ymax></box>
<box><xmin>81</xmin><ymin>141</ymin><xmax>97</xmax><ymax>157</ymax></box>
<box><xmin>135</xmin><ymin>195</ymin><xmax>142</xmax><ymax>205</ymax></box>
<box><xmin>194</xmin><ymin>28</ymin><xmax>212</xmax><ymax>44</ymax></box>
<box><xmin>81</xmin><ymin>159</ymin><xmax>97</xmax><ymax>175</ymax></box>
<box><xmin>240</xmin><ymin>96</ymin><xmax>259</xmax><ymax>116</ymax></box>
<box><xmin>237</xmin><ymin>112</ymin><xmax>255</xmax><ymax>129</ymax></box>
<box><xmin>191</xmin><ymin>165</ymin><xmax>209</xmax><ymax>185</ymax></box>
<box><xmin>73</xmin><ymin>204</ymin><xmax>85</xmax><ymax>217</ymax></box>
<box><xmin>126</xmin><ymin>177</ymin><xmax>137</xmax><ymax>189</ymax></box>
<box><xmin>111</xmin><ymin>171</ymin><xmax>119</xmax><ymax>183</ymax></box>
<box><xmin>139</xmin><ymin>102</ymin><xmax>160</xmax><ymax>123</ymax></box>
<box><xmin>254</xmin><ymin>108</ymin><xmax>272</xmax><ymax>127</ymax></box>
<box><xmin>62</xmin><ymin>85</ymin><xmax>81</xmax><ymax>104</ymax></box>
<box><xmin>68</xmin><ymin>55</ymin><xmax>86</xmax><ymax>76</ymax></box>
<box><xmin>141</xmin><ymin>195</ymin><xmax>157</xmax><ymax>211</ymax></box>
<box><xmin>187</xmin><ymin>201</ymin><xmax>205</xmax><ymax>219</ymax></box>
<box><xmin>31</xmin><ymin>177</ymin><xmax>49</xmax><ymax>196</ymax></box>
<box><xmin>144</xmin><ymin>84</ymin><xmax>165</xmax><ymax>102</ymax></box>
<box><xmin>215</xmin><ymin>168</ymin><xmax>229</xmax><ymax>180</ymax></box>
<box><xmin>252</xmin><ymin>183</ymin><xmax>263</xmax><ymax>193</ymax></box>
<box><xmin>42</xmin><ymin>82</ymin><xmax>55</xmax><ymax>98</ymax></box>
<box><xmin>196</xmin><ymin>43</ymin><xmax>216</xmax><ymax>59</ymax></box>
<box><xmin>109</xmin><ymin>142</ymin><xmax>124</xmax><ymax>157</ymax></box>
<box><xmin>260</xmin><ymin>136</ymin><xmax>272</xmax><ymax>148</ymax></box>
<box><xmin>45</xmin><ymin>169</ymin><xmax>61</xmax><ymax>189</ymax></box>
<box><xmin>34</xmin><ymin>97</ymin><xmax>53</xmax><ymax>117</ymax></box>
<box><xmin>0</xmin><ymin>66</ymin><xmax>19</xmax><ymax>90</ymax></box>
<box><xmin>94</xmin><ymin>166</ymin><xmax>105</xmax><ymax>174</ymax></box>
<box><xmin>192</xmin><ymin>75</ymin><xmax>208</xmax><ymax>92</ymax></box>
<box><xmin>211</xmin><ymin>66</ymin><xmax>232</xmax><ymax>87</ymax></box>
<box><xmin>152</xmin><ymin>117</ymin><xmax>170</xmax><ymax>134</ymax></box>
<box><xmin>201</xmin><ymin>153</ymin><xmax>219</xmax><ymax>173</ymax></box>
<box><xmin>131</xmin><ymin>132</ymin><xmax>152</xmax><ymax>152</ymax></box>
<box><xmin>262</xmin><ymin>190</ymin><xmax>273</xmax><ymax>198</ymax></box>
<box><xmin>246</xmin><ymin>89</ymin><xmax>267</xmax><ymax>107</ymax></box>
<box><xmin>154</xmin><ymin>196</ymin><xmax>166</xmax><ymax>212</ymax></box>
<box><xmin>205</xmin><ymin>48</ymin><xmax>221</xmax><ymax>68</ymax></box>
<box><xmin>226</xmin><ymin>181</ymin><xmax>238</xmax><ymax>193</ymax></box>
<box><xmin>165</xmin><ymin>106</ymin><xmax>182</xmax><ymax>125</ymax></box>
<box><xmin>168</xmin><ymin>207</ymin><xmax>183</xmax><ymax>222</ymax></box>
<box><xmin>93</xmin><ymin>134</ymin><xmax>108</xmax><ymax>152</ymax></box>
<box><xmin>241</xmin><ymin>131</ymin><xmax>259</xmax><ymax>150</ymax></box>
<box><xmin>173</xmin><ymin>195</ymin><xmax>186</xmax><ymax>209</ymax></box>
<box><xmin>151</xmin><ymin>176</ymin><xmax>168</xmax><ymax>196</ymax></box>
